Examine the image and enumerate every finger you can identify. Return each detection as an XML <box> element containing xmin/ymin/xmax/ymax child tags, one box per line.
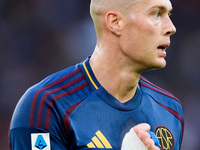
<box><xmin>144</xmin><ymin>138</ymin><xmax>155</xmax><ymax>149</ymax></box>
<box><xmin>137</xmin><ymin>130</ymin><xmax>151</xmax><ymax>143</ymax></box>
<box><xmin>133</xmin><ymin>123</ymin><xmax>151</xmax><ymax>134</ymax></box>
<box><xmin>136</xmin><ymin>131</ymin><xmax>157</xmax><ymax>150</ymax></box>
<box><xmin>148</xmin><ymin>131</ymin><xmax>160</xmax><ymax>146</ymax></box>
<box><xmin>135</xmin><ymin>129</ymin><xmax>160</xmax><ymax>150</ymax></box>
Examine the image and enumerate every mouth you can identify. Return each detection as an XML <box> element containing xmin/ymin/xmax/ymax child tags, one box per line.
<box><xmin>157</xmin><ymin>43</ymin><xmax>170</xmax><ymax>51</ymax></box>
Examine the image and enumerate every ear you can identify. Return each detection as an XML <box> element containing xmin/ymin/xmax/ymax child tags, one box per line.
<box><xmin>105</xmin><ymin>11</ymin><xmax>123</xmax><ymax>36</ymax></box>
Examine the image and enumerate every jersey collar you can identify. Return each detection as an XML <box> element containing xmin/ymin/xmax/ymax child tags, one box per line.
<box><xmin>81</xmin><ymin>57</ymin><xmax>143</xmax><ymax>110</ymax></box>
<box><xmin>96</xmin><ymin>86</ymin><xmax>142</xmax><ymax>111</ymax></box>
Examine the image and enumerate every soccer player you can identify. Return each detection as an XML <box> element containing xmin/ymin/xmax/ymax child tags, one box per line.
<box><xmin>9</xmin><ymin>0</ymin><xmax>184</xmax><ymax>149</ymax></box>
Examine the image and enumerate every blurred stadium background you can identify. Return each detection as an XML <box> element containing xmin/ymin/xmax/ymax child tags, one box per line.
<box><xmin>0</xmin><ymin>0</ymin><xmax>200</xmax><ymax>149</ymax></box>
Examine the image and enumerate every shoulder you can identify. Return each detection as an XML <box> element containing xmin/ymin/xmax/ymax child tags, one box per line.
<box><xmin>139</xmin><ymin>76</ymin><xmax>184</xmax><ymax>144</ymax></box>
<box><xmin>10</xmin><ymin>63</ymin><xmax>91</xmax><ymax>129</ymax></box>
<box><xmin>21</xmin><ymin>63</ymin><xmax>85</xmax><ymax>107</ymax></box>
<box><xmin>139</xmin><ymin>76</ymin><xmax>183</xmax><ymax>114</ymax></box>
<box><xmin>9</xmin><ymin>62</ymin><xmax>93</xmax><ymax>148</ymax></box>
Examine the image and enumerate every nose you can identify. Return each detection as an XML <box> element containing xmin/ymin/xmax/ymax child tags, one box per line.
<box><xmin>164</xmin><ymin>16</ymin><xmax>176</xmax><ymax>36</ymax></box>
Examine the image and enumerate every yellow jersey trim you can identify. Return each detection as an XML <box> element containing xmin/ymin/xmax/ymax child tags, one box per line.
<box><xmin>83</xmin><ymin>61</ymin><xmax>98</xmax><ymax>90</ymax></box>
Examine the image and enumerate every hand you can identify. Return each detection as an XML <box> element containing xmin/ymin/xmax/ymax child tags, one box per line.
<box><xmin>133</xmin><ymin>123</ymin><xmax>160</xmax><ymax>150</ymax></box>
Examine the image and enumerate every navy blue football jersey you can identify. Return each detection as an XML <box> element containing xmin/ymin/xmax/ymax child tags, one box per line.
<box><xmin>9</xmin><ymin>57</ymin><xmax>184</xmax><ymax>150</ymax></box>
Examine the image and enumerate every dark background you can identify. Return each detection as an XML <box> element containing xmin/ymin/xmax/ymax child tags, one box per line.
<box><xmin>0</xmin><ymin>0</ymin><xmax>200</xmax><ymax>149</ymax></box>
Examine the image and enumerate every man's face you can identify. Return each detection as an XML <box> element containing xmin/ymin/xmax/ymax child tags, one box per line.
<box><xmin>120</xmin><ymin>0</ymin><xmax>176</xmax><ymax>72</ymax></box>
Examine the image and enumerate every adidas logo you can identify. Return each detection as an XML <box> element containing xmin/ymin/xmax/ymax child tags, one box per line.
<box><xmin>87</xmin><ymin>130</ymin><xmax>112</xmax><ymax>149</ymax></box>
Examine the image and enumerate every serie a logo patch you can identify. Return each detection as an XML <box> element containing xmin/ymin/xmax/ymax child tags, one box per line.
<box><xmin>155</xmin><ymin>126</ymin><xmax>174</xmax><ymax>150</ymax></box>
<box><xmin>31</xmin><ymin>133</ymin><xmax>51</xmax><ymax>150</ymax></box>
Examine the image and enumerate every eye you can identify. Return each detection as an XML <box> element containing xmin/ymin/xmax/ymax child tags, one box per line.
<box><xmin>153</xmin><ymin>12</ymin><xmax>161</xmax><ymax>18</ymax></box>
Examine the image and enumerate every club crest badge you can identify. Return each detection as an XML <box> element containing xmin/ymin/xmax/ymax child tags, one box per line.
<box><xmin>155</xmin><ymin>126</ymin><xmax>174</xmax><ymax>150</ymax></box>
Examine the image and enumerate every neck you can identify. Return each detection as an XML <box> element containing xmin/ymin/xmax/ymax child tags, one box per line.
<box><xmin>89</xmin><ymin>46</ymin><xmax>141</xmax><ymax>103</ymax></box>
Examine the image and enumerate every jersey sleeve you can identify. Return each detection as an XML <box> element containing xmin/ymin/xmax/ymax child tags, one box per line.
<box><xmin>9</xmin><ymin>85</ymin><xmax>68</xmax><ymax>150</ymax></box>
<box><xmin>9</xmin><ymin>127</ymin><xmax>67</xmax><ymax>150</ymax></box>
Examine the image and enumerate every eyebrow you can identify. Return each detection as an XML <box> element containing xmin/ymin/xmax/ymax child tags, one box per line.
<box><xmin>151</xmin><ymin>5</ymin><xmax>173</xmax><ymax>13</ymax></box>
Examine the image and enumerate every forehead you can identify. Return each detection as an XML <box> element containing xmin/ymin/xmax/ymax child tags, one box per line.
<box><xmin>134</xmin><ymin>0</ymin><xmax>172</xmax><ymax>11</ymax></box>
